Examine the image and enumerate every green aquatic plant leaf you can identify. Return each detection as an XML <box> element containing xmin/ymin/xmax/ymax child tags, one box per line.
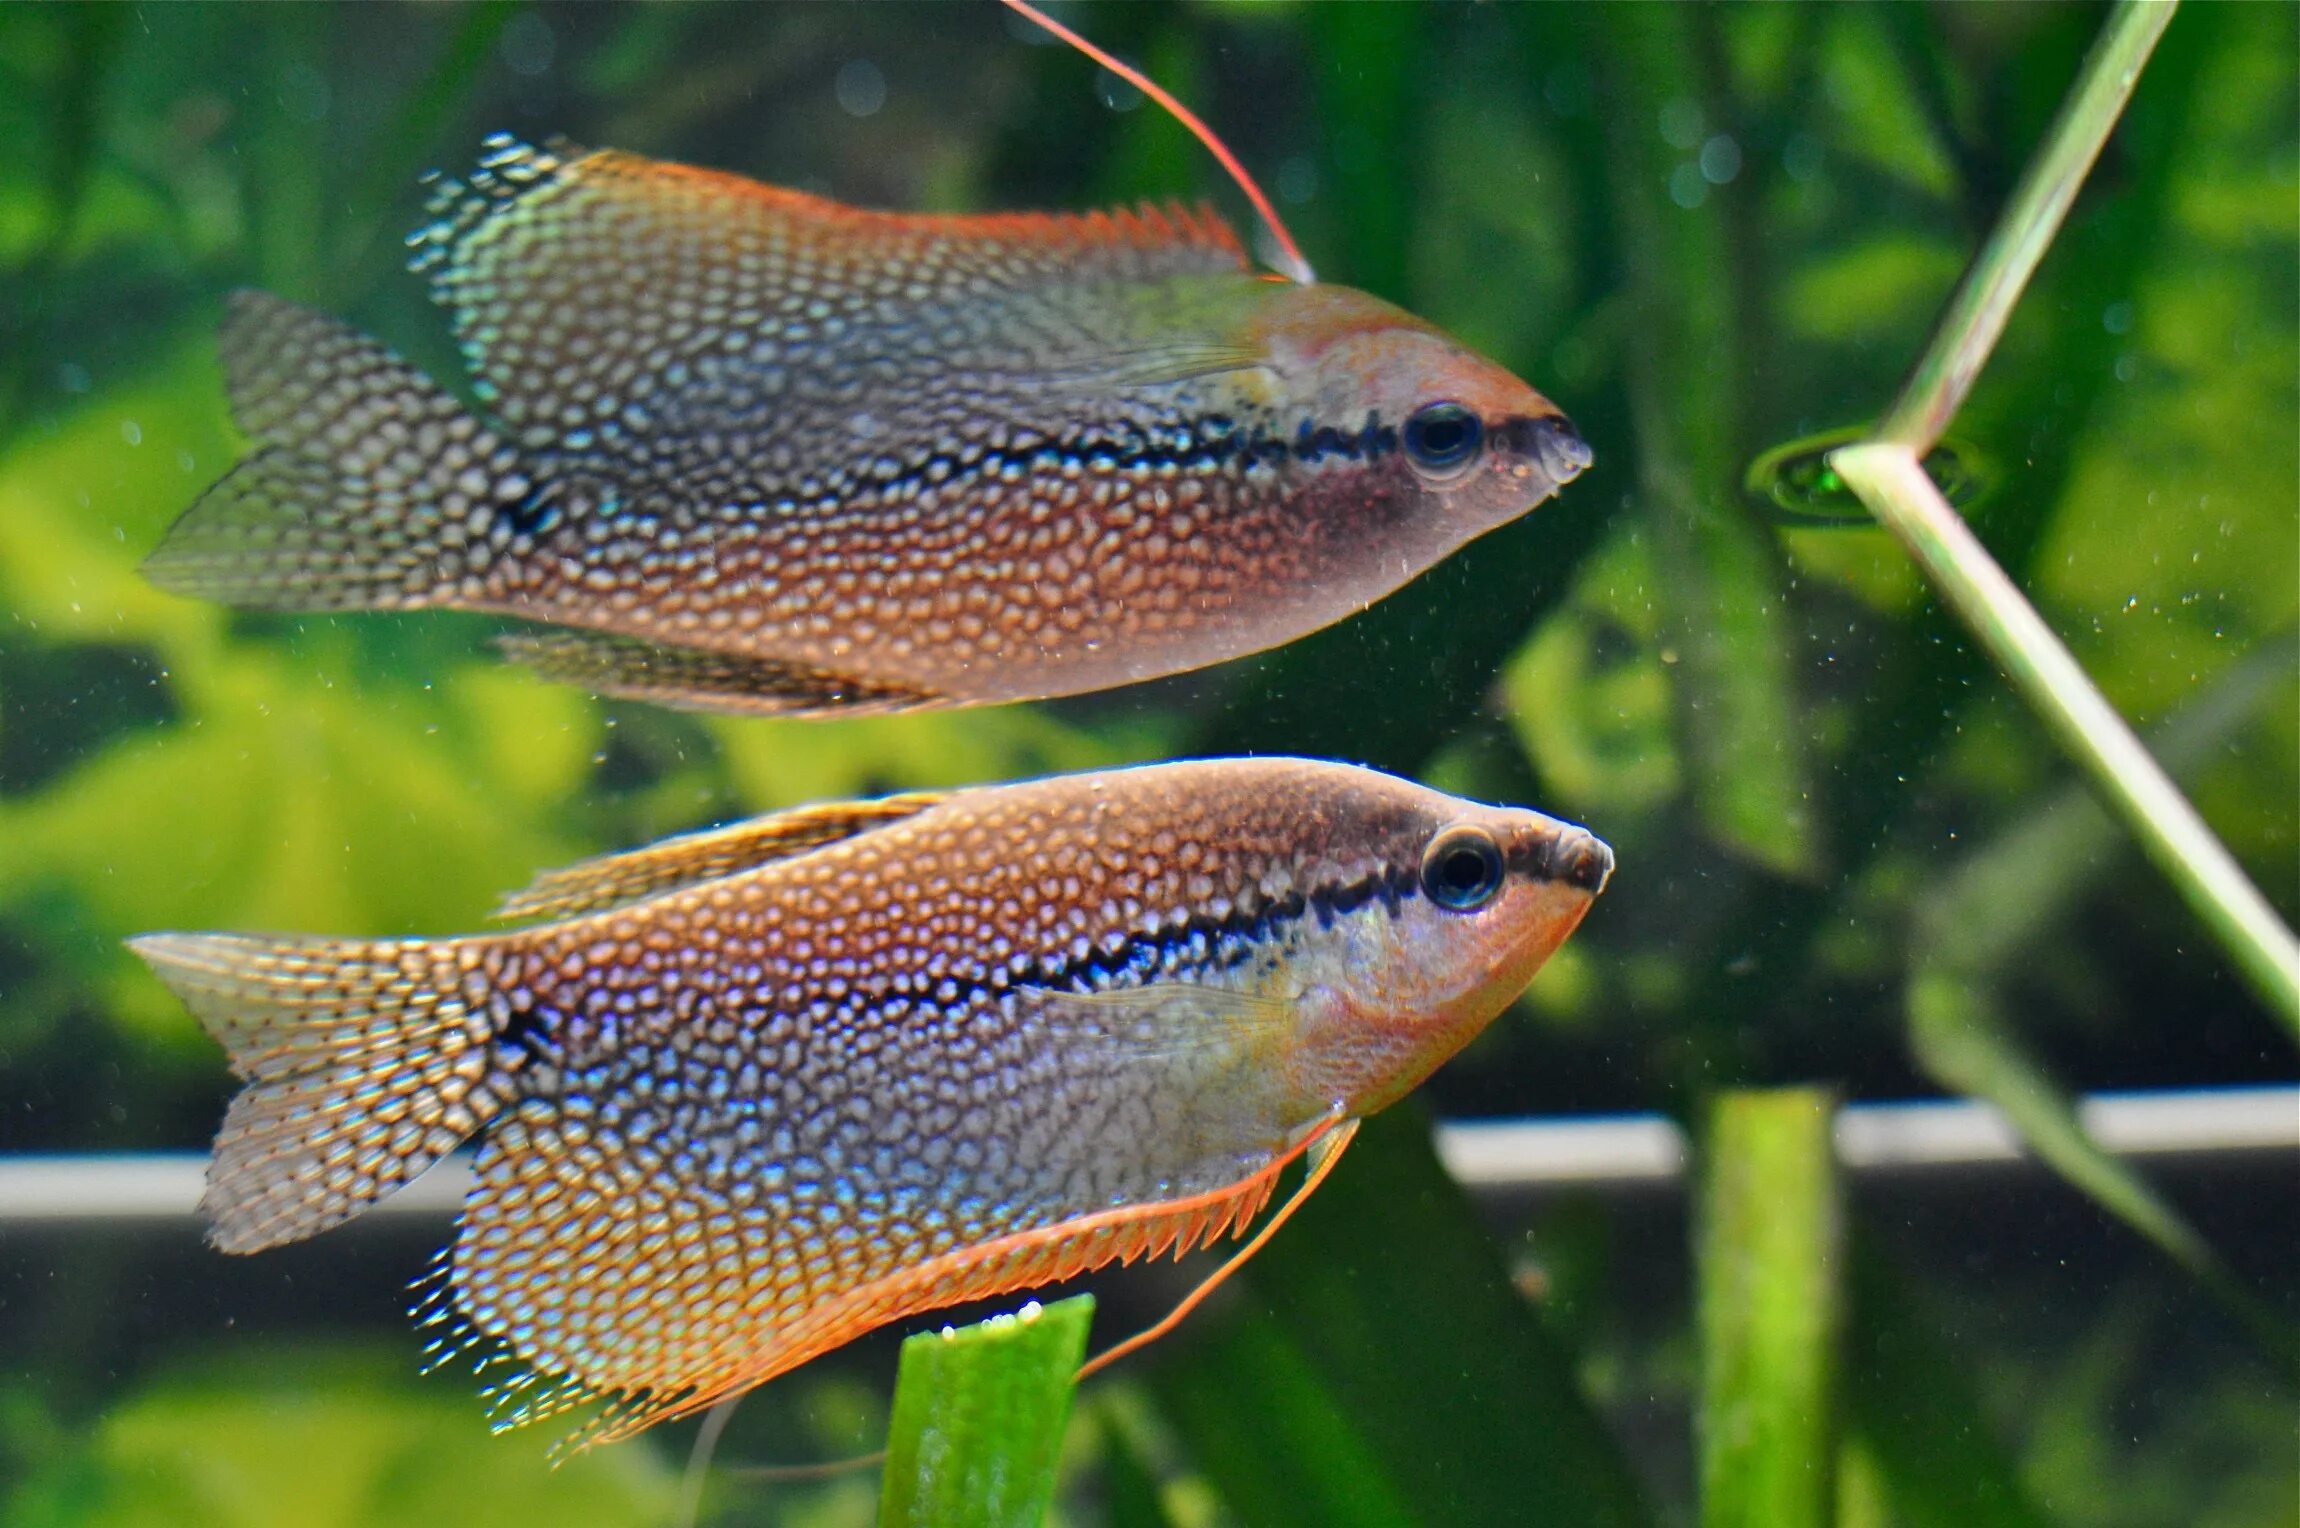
<box><xmin>1501</xmin><ymin>526</ymin><xmax>1684</xmax><ymax>820</ymax></box>
<box><xmin>1597</xmin><ymin>1</ymin><xmax>1821</xmax><ymax>881</ymax></box>
<box><xmin>0</xmin><ymin>1346</ymin><xmax>674</xmax><ymax>1528</ymax></box>
<box><xmin>1829</xmin><ymin>0</ymin><xmax>2298</xmax><ymax>1028</ymax></box>
<box><xmin>1697</xmin><ymin>1088</ymin><xmax>1843</xmax><ymax>1528</ymax></box>
<box><xmin>877</xmin><ymin>1295</ymin><xmax>1094</xmax><ymax>1528</ymax></box>
<box><xmin>1841</xmin><ymin>1241</ymin><xmax>2055</xmax><ymax>1528</ymax></box>
<box><xmin>1905</xmin><ymin>638</ymin><xmax>2300</xmax><ymax>1351</ymax></box>
<box><xmin>1149</xmin><ymin>1107</ymin><xmax>1653</xmax><ymax>1528</ymax></box>
<box><xmin>1910</xmin><ymin>975</ymin><xmax>2210</xmax><ymax>1268</ymax></box>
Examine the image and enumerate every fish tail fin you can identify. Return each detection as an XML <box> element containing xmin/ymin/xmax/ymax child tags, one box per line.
<box><xmin>129</xmin><ymin>930</ymin><xmax>518</xmax><ymax>1253</ymax></box>
<box><xmin>143</xmin><ymin>290</ymin><xmax>540</xmax><ymax>611</ymax></box>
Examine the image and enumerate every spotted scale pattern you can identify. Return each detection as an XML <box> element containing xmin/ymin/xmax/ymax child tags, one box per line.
<box><xmin>142</xmin><ymin>292</ymin><xmax>542</xmax><ymax>610</ymax></box>
<box><xmin>138</xmin><ymin>757</ymin><xmax>1612</xmax><ymax>1447</ymax></box>
<box><xmin>151</xmin><ymin>136</ymin><xmax>1588</xmax><ymax>714</ymax></box>
<box><xmin>124</xmin><ymin>931</ymin><xmax>517</xmax><ymax>1252</ymax></box>
<box><xmin>408</xmin><ymin>138</ymin><xmax>1385</xmax><ymax>705</ymax></box>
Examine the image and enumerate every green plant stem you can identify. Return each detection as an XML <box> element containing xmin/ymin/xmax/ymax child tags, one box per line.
<box><xmin>1835</xmin><ymin>442</ymin><xmax>2299</xmax><ymax>1032</ymax></box>
<box><xmin>878</xmin><ymin>1294</ymin><xmax>1094</xmax><ymax>1528</ymax></box>
<box><xmin>1880</xmin><ymin>0</ymin><xmax>2178</xmax><ymax>449</ymax></box>
<box><xmin>1698</xmin><ymin>1088</ymin><xmax>1843</xmax><ymax>1528</ymax></box>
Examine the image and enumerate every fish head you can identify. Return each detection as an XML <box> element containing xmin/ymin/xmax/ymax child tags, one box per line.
<box><xmin>1244</xmin><ymin>283</ymin><xmax>1592</xmax><ymax>557</ymax></box>
<box><xmin>1277</xmin><ymin>768</ymin><xmax>1612</xmax><ymax>1119</ymax></box>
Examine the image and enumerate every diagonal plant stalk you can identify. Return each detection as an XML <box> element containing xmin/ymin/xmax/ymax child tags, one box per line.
<box><xmin>1828</xmin><ymin>0</ymin><xmax>2299</xmax><ymax>1035</ymax></box>
<box><xmin>1875</xmin><ymin>0</ymin><xmax>2180</xmax><ymax>451</ymax></box>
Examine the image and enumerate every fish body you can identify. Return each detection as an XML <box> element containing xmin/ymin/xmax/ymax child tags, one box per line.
<box><xmin>132</xmin><ymin>757</ymin><xmax>1611</xmax><ymax>1443</ymax></box>
<box><xmin>145</xmin><ymin>137</ymin><xmax>1589</xmax><ymax>714</ymax></box>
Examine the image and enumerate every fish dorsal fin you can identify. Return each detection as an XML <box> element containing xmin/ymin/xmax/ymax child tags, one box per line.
<box><xmin>407</xmin><ymin>136</ymin><xmax>1249</xmax><ymax>492</ymax></box>
<box><xmin>495</xmin><ymin>792</ymin><xmax>944</xmax><ymax>921</ymax></box>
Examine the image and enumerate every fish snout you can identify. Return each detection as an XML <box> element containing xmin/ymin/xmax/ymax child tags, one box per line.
<box><xmin>1535</xmin><ymin>824</ymin><xmax>1614</xmax><ymax>895</ymax></box>
<box><xmin>1497</xmin><ymin>413</ymin><xmax>1592</xmax><ymax>488</ymax></box>
<box><xmin>1527</xmin><ymin>413</ymin><xmax>1593</xmax><ymax>484</ymax></box>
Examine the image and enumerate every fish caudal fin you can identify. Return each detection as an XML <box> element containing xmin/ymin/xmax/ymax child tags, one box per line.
<box><xmin>143</xmin><ymin>290</ymin><xmax>536</xmax><ymax>612</ymax></box>
<box><xmin>129</xmin><ymin>931</ymin><xmax>512</xmax><ymax>1253</ymax></box>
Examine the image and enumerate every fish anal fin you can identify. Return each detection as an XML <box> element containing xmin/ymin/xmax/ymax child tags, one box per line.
<box><xmin>441</xmin><ymin>978</ymin><xmax>1318</xmax><ymax>1453</ymax></box>
<box><xmin>559</xmin><ymin>1131</ymin><xmax>1321</xmax><ymax>1450</ymax></box>
<box><xmin>495</xmin><ymin>793</ymin><xmax>944</xmax><ymax>921</ymax></box>
<box><xmin>498</xmin><ymin>628</ymin><xmax>943</xmax><ymax>718</ymax></box>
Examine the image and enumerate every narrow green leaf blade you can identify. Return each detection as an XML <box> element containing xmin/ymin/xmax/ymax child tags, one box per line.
<box><xmin>1904</xmin><ymin>640</ymin><xmax>2300</xmax><ymax>1357</ymax></box>
<box><xmin>1842</xmin><ymin>1238</ymin><xmax>2057</xmax><ymax>1528</ymax></box>
<box><xmin>1698</xmin><ymin>1087</ymin><xmax>1843</xmax><ymax>1528</ymax></box>
<box><xmin>1909</xmin><ymin>977</ymin><xmax>2300</xmax><ymax>1364</ymax></box>
<box><xmin>1150</xmin><ymin>1107</ymin><xmax>1653</xmax><ymax>1528</ymax></box>
<box><xmin>1598</xmin><ymin>2</ymin><xmax>1822</xmax><ymax>880</ymax></box>
<box><xmin>877</xmin><ymin>1295</ymin><xmax>1094</xmax><ymax>1528</ymax></box>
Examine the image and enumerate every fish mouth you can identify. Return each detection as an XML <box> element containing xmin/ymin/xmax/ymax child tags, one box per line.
<box><xmin>1501</xmin><ymin>414</ymin><xmax>1593</xmax><ymax>486</ymax></box>
<box><xmin>1510</xmin><ymin>821</ymin><xmax>1614</xmax><ymax>895</ymax></box>
<box><xmin>1545</xmin><ymin>827</ymin><xmax>1613</xmax><ymax>894</ymax></box>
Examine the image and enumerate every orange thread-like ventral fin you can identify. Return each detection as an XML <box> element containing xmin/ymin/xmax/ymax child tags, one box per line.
<box><xmin>999</xmin><ymin>0</ymin><xmax>1314</xmax><ymax>286</ymax></box>
<box><xmin>1076</xmin><ymin>1115</ymin><xmax>1358</xmax><ymax>1382</ymax></box>
<box><xmin>495</xmin><ymin>793</ymin><xmax>944</xmax><ymax>921</ymax></box>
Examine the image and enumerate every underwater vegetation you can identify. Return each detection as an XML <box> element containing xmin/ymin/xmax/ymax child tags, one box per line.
<box><xmin>1</xmin><ymin>2</ymin><xmax>2294</xmax><ymax>1526</ymax></box>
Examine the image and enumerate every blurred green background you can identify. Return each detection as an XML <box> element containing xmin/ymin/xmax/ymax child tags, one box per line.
<box><xmin>1</xmin><ymin>2</ymin><xmax>2292</xmax><ymax>1525</ymax></box>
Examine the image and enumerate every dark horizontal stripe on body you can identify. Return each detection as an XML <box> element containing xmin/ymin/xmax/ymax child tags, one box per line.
<box><xmin>496</xmin><ymin>411</ymin><xmax>1403</xmax><ymax>541</ymax></box>
<box><xmin>488</xmin><ymin>861</ymin><xmax>1424</xmax><ymax>1081</ymax></box>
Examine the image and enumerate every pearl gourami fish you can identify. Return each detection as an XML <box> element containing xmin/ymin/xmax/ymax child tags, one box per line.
<box><xmin>131</xmin><ymin>757</ymin><xmax>1612</xmax><ymax>1445</ymax></box>
<box><xmin>142</xmin><ymin>134</ymin><xmax>1590</xmax><ymax>715</ymax></box>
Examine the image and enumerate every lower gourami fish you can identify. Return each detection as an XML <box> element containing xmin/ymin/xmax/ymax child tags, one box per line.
<box><xmin>131</xmin><ymin>758</ymin><xmax>1612</xmax><ymax>1446</ymax></box>
<box><xmin>141</xmin><ymin>125</ymin><xmax>1589</xmax><ymax>715</ymax></box>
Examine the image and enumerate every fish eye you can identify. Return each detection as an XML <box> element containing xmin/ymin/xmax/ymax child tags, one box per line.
<box><xmin>1403</xmin><ymin>402</ymin><xmax>1484</xmax><ymax>475</ymax></box>
<box><xmin>1421</xmin><ymin>825</ymin><xmax>1506</xmax><ymax>912</ymax></box>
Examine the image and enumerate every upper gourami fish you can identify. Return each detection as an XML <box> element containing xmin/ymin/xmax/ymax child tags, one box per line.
<box><xmin>132</xmin><ymin>757</ymin><xmax>1611</xmax><ymax>1446</ymax></box>
<box><xmin>142</xmin><ymin>103</ymin><xmax>1587</xmax><ymax>715</ymax></box>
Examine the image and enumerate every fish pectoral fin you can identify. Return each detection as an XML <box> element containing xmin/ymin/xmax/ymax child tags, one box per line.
<box><xmin>496</xmin><ymin>792</ymin><xmax>945</xmax><ymax>921</ymax></box>
<box><xmin>1077</xmin><ymin>341</ymin><xmax>1271</xmax><ymax>389</ymax></box>
<box><xmin>1016</xmin><ymin>982</ymin><xmax>1307</xmax><ymax>1173</ymax></box>
<box><xmin>1013</xmin><ymin>982</ymin><xmax>1297</xmax><ymax>1065</ymax></box>
<box><xmin>498</xmin><ymin>628</ymin><xmax>944</xmax><ymax>718</ymax></box>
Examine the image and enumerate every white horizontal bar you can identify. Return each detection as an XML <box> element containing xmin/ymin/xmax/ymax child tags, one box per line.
<box><xmin>0</xmin><ymin>1153</ymin><xmax>477</xmax><ymax>1222</ymax></box>
<box><xmin>1434</xmin><ymin>1084</ymin><xmax>2297</xmax><ymax>1186</ymax></box>
<box><xmin>1437</xmin><ymin>1113</ymin><xmax>1686</xmax><ymax>1186</ymax></box>
<box><xmin>0</xmin><ymin>1087</ymin><xmax>2289</xmax><ymax>1220</ymax></box>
